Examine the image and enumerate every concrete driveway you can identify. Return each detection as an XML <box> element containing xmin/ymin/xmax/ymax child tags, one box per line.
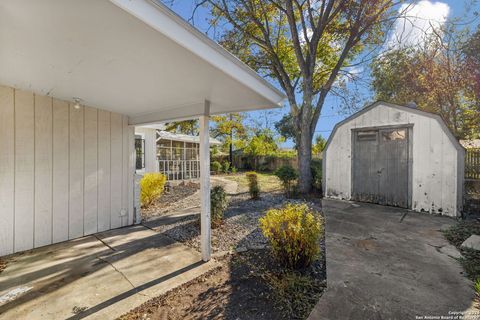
<box><xmin>309</xmin><ymin>199</ymin><xmax>478</xmax><ymax>320</ymax></box>
<box><xmin>0</xmin><ymin>225</ymin><xmax>216</xmax><ymax>320</ymax></box>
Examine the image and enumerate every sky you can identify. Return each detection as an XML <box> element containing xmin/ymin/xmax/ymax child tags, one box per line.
<box><xmin>162</xmin><ymin>0</ymin><xmax>479</xmax><ymax>147</ymax></box>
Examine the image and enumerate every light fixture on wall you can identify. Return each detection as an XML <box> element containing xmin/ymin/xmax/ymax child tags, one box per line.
<box><xmin>73</xmin><ymin>97</ymin><xmax>83</xmax><ymax>109</ymax></box>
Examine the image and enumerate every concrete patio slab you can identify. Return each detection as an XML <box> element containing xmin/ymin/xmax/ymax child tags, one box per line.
<box><xmin>309</xmin><ymin>199</ymin><xmax>478</xmax><ymax>320</ymax></box>
<box><xmin>0</xmin><ymin>225</ymin><xmax>217</xmax><ymax>320</ymax></box>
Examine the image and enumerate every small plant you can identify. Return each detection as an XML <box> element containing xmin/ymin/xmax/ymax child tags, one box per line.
<box><xmin>274</xmin><ymin>165</ymin><xmax>298</xmax><ymax>197</ymax></box>
<box><xmin>140</xmin><ymin>173</ymin><xmax>167</xmax><ymax>207</ymax></box>
<box><xmin>211</xmin><ymin>161</ymin><xmax>222</xmax><ymax>174</ymax></box>
<box><xmin>260</xmin><ymin>203</ymin><xmax>323</xmax><ymax>269</ymax></box>
<box><xmin>231</xmin><ymin>166</ymin><xmax>237</xmax><ymax>174</ymax></box>
<box><xmin>475</xmin><ymin>278</ymin><xmax>480</xmax><ymax>296</ymax></box>
<box><xmin>222</xmin><ymin>161</ymin><xmax>231</xmax><ymax>174</ymax></box>
<box><xmin>311</xmin><ymin>159</ymin><xmax>322</xmax><ymax>192</ymax></box>
<box><xmin>211</xmin><ymin>185</ymin><xmax>228</xmax><ymax>228</ymax></box>
<box><xmin>246</xmin><ymin>171</ymin><xmax>260</xmax><ymax>199</ymax></box>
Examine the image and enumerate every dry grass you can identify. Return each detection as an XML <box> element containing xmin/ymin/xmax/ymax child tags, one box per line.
<box><xmin>222</xmin><ymin>172</ymin><xmax>282</xmax><ymax>193</ymax></box>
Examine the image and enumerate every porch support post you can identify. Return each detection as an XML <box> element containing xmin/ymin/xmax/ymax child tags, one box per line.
<box><xmin>199</xmin><ymin>100</ymin><xmax>211</xmax><ymax>261</ymax></box>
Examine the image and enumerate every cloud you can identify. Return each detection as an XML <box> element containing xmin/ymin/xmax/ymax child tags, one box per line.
<box><xmin>335</xmin><ymin>66</ymin><xmax>365</xmax><ymax>85</ymax></box>
<box><xmin>299</xmin><ymin>28</ymin><xmax>313</xmax><ymax>45</ymax></box>
<box><xmin>388</xmin><ymin>1</ymin><xmax>450</xmax><ymax>49</ymax></box>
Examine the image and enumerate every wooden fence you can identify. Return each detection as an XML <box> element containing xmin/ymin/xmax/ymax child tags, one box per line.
<box><xmin>228</xmin><ymin>155</ymin><xmax>297</xmax><ymax>172</ymax></box>
<box><xmin>465</xmin><ymin>148</ymin><xmax>480</xmax><ymax>180</ymax></box>
<box><xmin>211</xmin><ymin>153</ymin><xmax>325</xmax><ymax>172</ymax></box>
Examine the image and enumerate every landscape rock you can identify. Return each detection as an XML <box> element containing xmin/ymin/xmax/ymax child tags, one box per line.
<box><xmin>439</xmin><ymin>244</ymin><xmax>463</xmax><ymax>259</ymax></box>
<box><xmin>460</xmin><ymin>234</ymin><xmax>480</xmax><ymax>251</ymax></box>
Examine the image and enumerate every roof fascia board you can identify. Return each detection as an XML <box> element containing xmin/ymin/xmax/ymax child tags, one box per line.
<box><xmin>156</xmin><ymin>133</ymin><xmax>222</xmax><ymax>145</ymax></box>
<box><xmin>129</xmin><ymin>100</ymin><xmax>279</xmax><ymax>125</ymax></box>
<box><xmin>129</xmin><ymin>101</ymin><xmax>205</xmax><ymax>125</ymax></box>
<box><xmin>110</xmin><ymin>0</ymin><xmax>285</xmax><ymax>105</ymax></box>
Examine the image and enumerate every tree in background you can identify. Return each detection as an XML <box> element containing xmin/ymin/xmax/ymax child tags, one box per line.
<box><xmin>371</xmin><ymin>25</ymin><xmax>480</xmax><ymax>139</ymax></box>
<box><xmin>275</xmin><ymin>113</ymin><xmax>298</xmax><ymax>148</ymax></box>
<box><xmin>244</xmin><ymin>129</ymin><xmax>280</xmax><ymax>169</ymax></box>
<box><xmin>188</xmin><ymin>0</ymin><xmax>400</xmax><ymax>192</ymax></box>
<box><xmin>463</xmin><ymin>27</ymin><xmax>480</xmax><ymax>131</ymax></box>
<box><xmin>164</xmin><ymin>120</ymin><xmax>199</xmax><ymax>135</ymax></box>
<box><xmin>211</xmin><ymin>113</ymin><xmax>247</xmax><ymax>164</ymax></box>
<box><xmin>312</xmin><ymin>135</ymin><xmax>327</xmax><ymax>157</ymax></box>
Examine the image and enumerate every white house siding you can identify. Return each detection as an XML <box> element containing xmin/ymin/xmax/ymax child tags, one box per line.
<box><xmin>0</xmin><ymin>84</ymin><xmax>135</xmax><ymax>256</ymax></box>
<box><xmin>324</xmin><ymin>103</ymin><xmax>463</xmax><ymax>217</ymax></box>
<box><xmin>135</xmin><ymin>127</ymin><xmax>158</xmax><ymax>173</ymax></box>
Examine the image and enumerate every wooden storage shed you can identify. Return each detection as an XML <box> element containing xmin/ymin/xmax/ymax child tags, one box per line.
<box><xmin>323</xmin><ymin>101</ymin><xmax>464</xmax><ymax>217</ymax></box>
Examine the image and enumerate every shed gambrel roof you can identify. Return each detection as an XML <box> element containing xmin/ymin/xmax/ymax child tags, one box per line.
<box><xmin>323</xmin><ymin>101</ymin><xmax>465</xmax><ymax>153</ymax></box>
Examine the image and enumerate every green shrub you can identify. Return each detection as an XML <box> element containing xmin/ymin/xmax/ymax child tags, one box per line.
<box><xmin>260</xmin><ymin>203</ymin><xmax>323</xmax><ymax>269</ymax></box>
<box><xmin>311</xmin><ymin>159</ymin><xmax>322</xmax><ymax>192</ymax></box>
<box><xmin>222</xmin><ymin>161</ymin><xmax>231</xmax><ymax>174</ymax></box>
<box><xmin>140</xmin><ymin>173</ymin><xmax>167</xmax><ymax>207</ymax></box>
<box><xmin>258</xmin><ymin>164</ymin><xmax>269</xmax><ymax>172</ymax></box>
<box><xmin>274</xmin><ymin>165</ymin><xmax>298</xmax><ymax>197</ymax></box>
<box><xmin>443</xmin><ymin>221</ymin><xmax>480</xmax><ymax>248</ymax></box>
<box><xmin>211</xmin><ymin>185</ymin><xmax>228</xmax><ymax>228</ymax></box>
<box><xmin>211</xmin><ymin>161</ymin><xmax>222</xmax><ymax>174</ymax></box>
<box><xmin>475</xmin><ymin>278</ymin><xmax>480</xmax><ymax>296</ymax></box>
<box><xmin>231</xmin><ymin>166</ymin><xmax>237</xmax><ymax>174</ymax></box>
<box><xmin>246</xmin><ymin>171</ymin><xmax>260</xmax><ymax>199</ymax></box>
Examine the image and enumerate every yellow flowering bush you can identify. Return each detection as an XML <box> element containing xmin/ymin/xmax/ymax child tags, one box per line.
<box><xmin>140</xmin><ymin>173</ymin><xmax>167</xmax><ymax>207</ymax></box>
<box><xmin>260</xmin><ymin>203</ymin><xmax>323</xmax><ymax>269</ymax></box>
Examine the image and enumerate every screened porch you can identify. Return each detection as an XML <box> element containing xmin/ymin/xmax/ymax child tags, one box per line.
<box><xmin>157</xmin><ymin>139</ymin><xmax>201</xmax><ymax>180</ymax></box>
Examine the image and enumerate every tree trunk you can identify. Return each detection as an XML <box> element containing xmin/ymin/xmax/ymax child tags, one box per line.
<box><xmin>229</xmin><ymin>132</ymin><xmax>233</xmax><ymax>165</ymax></box>
<box><xmin>229</xmin><ymin>114</ymin><xmax>234</xmax><ymax>164</ymax></box>
<box><xmin>297</xmin><ymin>123</ymin><xmax>313</xmax><ymax>193</ymax></box>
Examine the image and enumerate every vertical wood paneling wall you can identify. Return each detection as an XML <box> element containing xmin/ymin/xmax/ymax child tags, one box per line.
<box><xmin>134</xmin><ymin>127</ymin><xmax>158</xmax><ymax>173</ymax></box>
<box><xmin>0</xmin><ymin>85</ymin><xmax>135</xmax><ymax>256</ymax></box>
<box><xmin>324</xmin><ymin>103</ymin><xmax>463</xmax><ymax>217</ymax></box>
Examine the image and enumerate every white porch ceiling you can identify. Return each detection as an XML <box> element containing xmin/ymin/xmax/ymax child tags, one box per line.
<box><xmin>0</xmin><ymin>0</ymin><xmax>285</xmax><ymax>124</ymax></box>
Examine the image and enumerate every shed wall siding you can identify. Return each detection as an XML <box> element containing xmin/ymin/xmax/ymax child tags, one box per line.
<box><xmin>325</xmin><ymin>104</ymin><xmax>460</xmax><ymax>217</ymax></box>
<box><xmin>0</xmin><ymin>84</ymin><xmax>135</xmax><ymax>256</ymax></box>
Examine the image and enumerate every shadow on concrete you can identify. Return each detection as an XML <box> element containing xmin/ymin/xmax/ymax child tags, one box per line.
<box><xmin>66</xmin><ymin>260</ymin><xmax>207</xmax><ymax>320</ymax></box>
<box><xmin>0</xmin><ymin>226</ymin><xmax>211</xmax><ymax>318</ymax></box>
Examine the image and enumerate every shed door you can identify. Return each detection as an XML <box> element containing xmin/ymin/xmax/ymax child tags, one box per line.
<box><xmin>352</xmin><ymin>127</ymin><xmax>409</xmax><ymax>208</ymax></box>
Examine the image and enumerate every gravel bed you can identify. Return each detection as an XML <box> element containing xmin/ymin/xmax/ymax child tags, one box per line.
<box><xmin>142</xmin><ymin>181</ymin><xmax>200</xmax><ymax>218</ymax></box>
<box><xmin>142</xmin><ymin>178</ymin><xmax>234</xmax><ymax>220</ymax></box>
<box><xmin>147</xmin><ymin>191</ymin><xmax>323</xmax><ymax>254</ymax></box>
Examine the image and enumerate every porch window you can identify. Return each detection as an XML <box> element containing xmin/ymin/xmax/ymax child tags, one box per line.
<box><xmin>135</xmin><ymin>136</ymin><xmax>145</xmax><ymax>170</ymax></box>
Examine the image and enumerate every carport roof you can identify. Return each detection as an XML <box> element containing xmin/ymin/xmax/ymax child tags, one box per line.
<box><xmin>0</xmin><ymin>0</ymin><xmax>286</xmax><ymax>124</ymax></box>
